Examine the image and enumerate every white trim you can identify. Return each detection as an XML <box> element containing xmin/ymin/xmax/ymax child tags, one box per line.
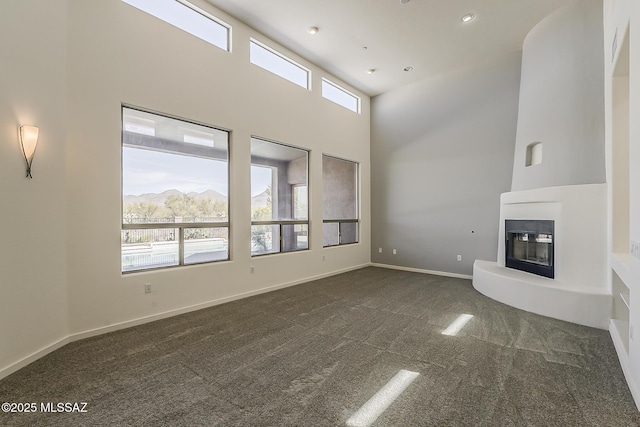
<box><xmin>370</xmin><ymin>262</ymin><xmax>473</xmax><ymax>280</ymax></box>
<box><xmin>175</xmin><ymin>0</ymin><xmax>232</xmax><ymax>34</ymax></box>
<box><xmin>610</xmin><ymin>320</ymin><xmax>640</xmax><ymax>410</ymax></box>
<box><xmin>321</xmin><ymin>77</ymin><xmax>361</xmax><ymax>114</ymax></box>
<box><xmin>0</xmin><ymin>337</ymin><xmax>70</xmax><ymax>381</ymax></box>
<box><xmin>122</xmin><ymin>0</ymin><xmax>230</xmax><ymax>52</ymax></box>
<box><xmin>70</xmin><ymin>263</ymin><xmax>368</xmax><ymax>342</ymax></box>
<box><xmin>249</xmin><ymin>38</ymin><xmax>311</xmax><ymax>90</ymax></box>
<box><xmin>0</xmin><ymin>263</ymin><xmax>368</xmax><ymax>381</ymax></box>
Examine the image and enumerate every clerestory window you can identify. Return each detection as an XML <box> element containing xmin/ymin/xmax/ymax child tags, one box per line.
<box><xmin>250</xmin><ymin>39</ymin><xmax>311</xmax><ymax>89</ymax></box>
<box><xmin>122</xmin><ymin>0</ymin><xmax>231</xmax><ymax>51</ymax></box>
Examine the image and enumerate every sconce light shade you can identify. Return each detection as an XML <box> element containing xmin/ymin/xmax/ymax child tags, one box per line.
<box><xmin>19</xmin><ymin>125</ymin><xmax>39</xmax><ymax>178</ymax></box>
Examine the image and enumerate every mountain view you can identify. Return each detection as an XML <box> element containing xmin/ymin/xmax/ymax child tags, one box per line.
<box><xmin>123</xmin><ymin>189</ymin><xmax>227</xmax><ymax>207</ymax></box>
<box><xmin>123</xmin><ymin>188</ymin><xmax>271</xmax><ymax>223</ymax></box>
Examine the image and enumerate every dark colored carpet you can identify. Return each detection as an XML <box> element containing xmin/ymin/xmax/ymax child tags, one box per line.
<box><xmin>1</xmin><ymin>267</ymin><xmax>638</xmax><ymax>426</ymax></box>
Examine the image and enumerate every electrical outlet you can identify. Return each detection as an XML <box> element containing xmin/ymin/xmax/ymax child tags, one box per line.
<box><xmin>322</xmin><ymin>255</ymin><xmax>325</xmax><ymax>262</ymax></box>
<box><xmin>457</xmin><ymin>255</ymin><xmax>462</xmax><ymax>261</ymax></box>
<box><xmin>250</xmin><ymin>266</ymin><xmax>255</xmax><ymax>274</ymax></box>
<box><xmin>378</xmin><ymin>248</ymin><xmax>382</xmax><ymax>253</ymax></box>
<box><xmin>392</xmin><ymin>249</ymin><xmax>397</xmax><ymax>255</ymax></box>
<box><xmin>144</xmin><ymin>283</ymin><xmax>152</xmax><ymax>294</ymax></box>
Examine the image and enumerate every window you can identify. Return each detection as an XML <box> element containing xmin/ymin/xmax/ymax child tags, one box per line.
<box><xmin>250</xmin><ymin>39</ymin><xmax>310</xmax><ymax>89</ymax></box>
<box><xmin>323</xmin><ymin>155</ymin><xmax>359</xmax><ymax>246</ymax></box>
<box><xmin>251</xmin><ymin>137</ymin><xmax>309</xmax><ymax>255</ymax></box>
<box><xmin>322</xmin><ymin>78</ymin><xmax>360</xmax><ymax>113</ymax></box>
<box><xmin>122</xmin><ymin>0</ymin><xmax>230</xmax><ymax>51</ymax></box>
<box><xmin>122</xmin><ymin>107</ymin><xmax>229</xmax><ymax>272</ymax></box>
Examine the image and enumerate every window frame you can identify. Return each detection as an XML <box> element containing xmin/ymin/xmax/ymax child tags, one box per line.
<box><xmin>322</xmin><ymin>154</ymin><xmax>360</xmax><ymax>247</ymax></box>
<box><xmin>321</xmin><ymin>78</ymin><xmax>361</xmax><ymax>114</ymax></box>
<box><xmin>249</xmin><ymin>38</ymin><xmax>311</xmax><ymax>90</ymax></box>
<box><xmin>250</xmin><ymin>136</ymin><xmax>310</xmax><ymax>257</ymax></box>
<box><xmin>291</xmin><ymin>183</ymin><xmax>308</xmax><ymax>220</ymax></box>
<box><xmin>121</xmin><ymin>105</ymin><xmax>231</xmax><ymax>273</ymax></box>
<box><xmin>122</xmin><ymin>0</ymin><xmax>232</xmax><ymax>52</ymax></box>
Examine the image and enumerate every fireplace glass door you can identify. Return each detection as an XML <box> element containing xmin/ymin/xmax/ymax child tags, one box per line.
<box><xmin>508</xmin><ymin>232</ymin><xmax>552</xmax><ymax>266</ymax></box>
<box><xmin>505</xmin><ymin>220</ymin><xmax>554</xmax><ymax>278</ymax></box>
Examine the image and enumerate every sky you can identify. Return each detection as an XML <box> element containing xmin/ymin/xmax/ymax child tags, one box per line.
<box><xmin>123</xmin><ymin>147</ymin><xmax>272</xmax><ymax>197</ymax></box>
<box><xmin>123</xmin><ymin>0</ymin><xmax>228</xmax><ymax>51</ymax></box>
<box><xmin>123</xmin><ymin>147</ymin><xmax>227</xmax><ymax>195</ymax></box>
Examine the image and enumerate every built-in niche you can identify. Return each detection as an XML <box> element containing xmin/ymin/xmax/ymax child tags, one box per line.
<box><xmin>612</xmin><ymin>270</ymin><xmax>631</xmax><ymax>353</ymax></box>
<box><xmin>612</xmin><ymin>28</ymin><xmax>630</xmax><ymax>259</ymax></box>
<box><xmin>525</xmin><ymin>142</ymin><xmax>542</xmax><ymax>167</ymax></box>
<box><xmin>610</xmin><ymin>25</ymin><xmax>631</xmax><ymax>360</ymax></box>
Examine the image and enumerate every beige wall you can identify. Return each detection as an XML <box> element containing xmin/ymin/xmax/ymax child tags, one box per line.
<box><xmin>0</xmin><ymin>0</ymin><xmax>70</xmax><ymax>376</ymax></box>
<box><xmin>1</xmin><ymin>0</ymin><xmax>371</xmax><ymax>377</ymax></box>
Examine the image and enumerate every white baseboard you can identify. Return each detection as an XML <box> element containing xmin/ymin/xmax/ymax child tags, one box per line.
<box><xmin>0</xmin><ymin>337</ymin><xmax>70</xmax><ymax>381</ymax></box>
<box><xmin>370</xmin><ymin>262</ymin><xmax>473</xmax><ymax>280</ymax></box>
<box><xmin>610</xmin><ymin>320</ymin><xmax>640</xmax><ymax>411</ymax></box>
<box><xmin>70</xmin><ymin>263</ymin><xmax>369</xmax><ymax>342</ymax></box>
<box><xmin>0</xmin><ymin>263</ymin><xmax>369</xmax><ymax>381</ymax></box>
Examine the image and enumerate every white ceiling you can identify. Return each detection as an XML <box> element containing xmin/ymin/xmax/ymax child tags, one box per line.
<box><xmin>204</xmin><ymin>0</ymin><xmax>574</xmax><ymax>97</ymax></box>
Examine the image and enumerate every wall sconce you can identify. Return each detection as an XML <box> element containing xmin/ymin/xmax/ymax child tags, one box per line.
<box><xmin>19</xmin><ymin>125</ymin><xmax>39</xmax><ymax>178</ymax></box>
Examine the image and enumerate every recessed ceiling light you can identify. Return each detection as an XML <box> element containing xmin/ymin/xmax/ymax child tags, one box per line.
<box><xmin>307</xmin><ymin>26</ymin><xmax>319</xmax><ymax>35</ymax></box>
<box><xmin>400</xmin><ymin>0</ymin><xmax>410</xmax><ymax>3</ymax></box>
<box><xmin>362</xmin><ymin>46</ymin><xmax>368</xmax><ymax>50</ymax></box>
<box><xmin>367</xmin><ymin>69</ymin><xmax>376</xmax><ymax>75</ymax></box>
<box><xmin>461</xmin><ymin>13</ymin><xmax>475</xmax><ymax>23</ymax></box>
<box><xmin>403</xmin><ymin>66</ymin><xmax>413</xmax><ymax>72</ymax></box>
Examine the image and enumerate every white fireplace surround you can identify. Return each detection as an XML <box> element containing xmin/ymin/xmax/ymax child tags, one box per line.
<box><xmin>473</xmin><ymin>183</ymin><xmax>610</xmax><ymax>329</ymax></box>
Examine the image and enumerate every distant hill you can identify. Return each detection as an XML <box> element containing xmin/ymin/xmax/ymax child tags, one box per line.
<box><xmin>123</xmin><ymin>189</ymin><xmax>226</xmax><ymax>207</ymax></box>
<box><xmin>124</xmin><ymin>189</ymin><xmax>270</xmax><ymax>208</ymax></box>
<box><xmin>187</xmin><ymin>189</ymin><xmax>227</xmax><ymax>202</ymax></box>
<box><xmin>251</xmin><ymin>190</ymin><xmax>270</xmax><ymax>209</ymax></box>
<box><xmin>124</xmin><ymin>189</ymin><xmax>181</xmax><ymax>206</ymax></box>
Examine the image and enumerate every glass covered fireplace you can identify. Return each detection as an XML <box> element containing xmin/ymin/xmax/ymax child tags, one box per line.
<box><xmin>505</xmin><ymin>219</ymin><xmax>554</xmax><ymax>279</ymax></box>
